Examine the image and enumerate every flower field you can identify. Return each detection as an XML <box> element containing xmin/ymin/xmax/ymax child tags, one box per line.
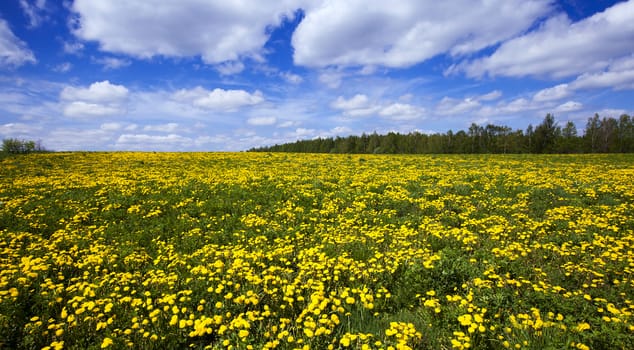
<box><xmin>1</xmin><ymin>152</ymin><xmax>634</xmax><ymax>350</ymax></box>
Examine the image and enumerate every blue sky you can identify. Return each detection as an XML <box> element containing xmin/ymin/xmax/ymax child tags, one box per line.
<box><xmin>1</xmin><ymin>0</ymin><xmax>633</xmax><ymax>151</ymax></box>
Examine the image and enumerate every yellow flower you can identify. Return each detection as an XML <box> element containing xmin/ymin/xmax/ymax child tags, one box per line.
<box><xmin>458</xmin><ymin>314</ymin><xmax>473</xmax><ymax>326</ymax></box>
<box><xmin>239</xmin><ymin>329</ymin><xmax>249</xmax><ymax>339</ymax></box>
<box><xmin>340</xmin><ymin>336</ymin><xmax>351</xmax><ymax>347</ymax></box>
<box><xmin>575</xmin><ymin>322</ymin><xmax>591</xmax><ymax>332</ymax></box>
<box><xmin>101</xmin><ymin>337</ymin><xmax>113</xmax><ymax>348</ymax></box>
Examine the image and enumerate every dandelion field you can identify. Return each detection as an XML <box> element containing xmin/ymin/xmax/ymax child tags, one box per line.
<box><xmin>1</xmin><ymin>152</ymin><xmax>633</xmax><ymax>350</ymax></box>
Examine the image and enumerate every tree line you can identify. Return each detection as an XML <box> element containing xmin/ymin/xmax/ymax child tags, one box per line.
<box><xmin>249</xmin><ymin>113</ymin><xmax>634</xmax><ymax>154</ymax></box>
<box><xmin>1</xmin><ymin>138</ymin><xmax>48</xmax><ymax>155</ymax></box>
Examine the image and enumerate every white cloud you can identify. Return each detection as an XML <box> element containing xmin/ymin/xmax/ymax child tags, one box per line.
<box><xmin>292</xmin><ymin>0</ymin><xmax>551</xmax><ymax>68</ymax></box>
<box><xmin>115</xmin><ymin>133</ymin><xmax>192</xmax><ymax>150</ymax></box>
<box><xmin>143</xmin><ymin>123</ymin><xmax>180</xmax><ymax>132</ymax></box>
<box><xmin>0</xmin><ymin>19</ymin><xmax>36</xmax><ymax>67</ymax></box>
<box><xmin>61</xmin><ymin>80</ymin><xmax>129</xmax><ymax>117</ymax></box>
<box><xmin>478</xmin><ymin>90</ymin><xmax>502</xmax><ymax>101</ymax></box>
<box><xmin>216</xmin><ymin>61</ymin><xmax>245</xmax><ymax>75</ymax></box>
<box><xmin>63</xmin><ymin>41</ymin><xmax>84</xmax><ymax>54</ymax></box>
<box><xmin>461</xmin><ymin>1</ymin><xmax>634</xmax><ymax>78</ymax></box>
<box><xmin>71</xmin><ymin>0</ymin><xmax>298</xmax><ymax>64</ymax></box>
<box><xmin>554</xmin><ymin>101</ymin><xmax>583</xmax><ymax>112</ymax></box>
<box><xmin>171</xmin><ymin>87</ymin><xmax>264</xmax><ymax>112</ymax></box>
<box><xmin>20</xmin><ymin>0</ymin><xmax>49</xmax><ymax>28</ymax></box>
<box><xmin>61</xmin><ymin>80</ymin><xmax>129</xmax><ymax>103</ymax></box>
<box><xmin>570</xmin><ymin>55</ymin><xmax>634</xmax><ymax>90</ymax></box>
<box><xmin>53</xmin><ymin>62</ymin><xmax>72</xmax><ymax>73</ymax></box>
<box><xmin>379</xmin><ymin>103</ymin><xmax>424</xmax><ymax>120</ymax></box>
<box><xmin>0</xmin><ymin>122</ymin><xmax>42</xmax><ymax>137</ymax></box>
<box><xmin>278</xmin><ymin>120</ymin><xmax>301</xmax><ymax>128</ymax></box>
<box><xmin>100</xmin><ymin>122</ymin><xmax>123</xmax><ymax>131</ymax></box>
<box><xmin>281</xmin><ymin>72</ymin><xmax>303</xmax><ymax>84</ymax></box>
<box><xmin>331</xmin><ymin>94</ymin><xmax>370</xmax><ymax>110</ymax></box>
<box><xmin>290</xmin><ymin>127</ymin><xmax>316</xmax><ymax>138</ymax></box>
<box><xmin>63</xmin><ymin>101</ymin><xmax>123</xmax><ymax>117</ymax></box>
<box><xmin>331</xmin><ymin>94</ymin><xmax>380</xmax><ymax>117</ymax></box>
<box><xmin>533</xmin><ymin>84</ymin><xmax>571</xmax><ymax>102</ymax></box>
<box><xmin>247</xmin><ymin>116</ymin><xmax>277</xmax><ymax>126</ymax></box>
<box><xmin>330</xmin><ymin>126</ymin><xmax>352</xmax><ymax>135</ymax></box>
<box><xmin>46</xmin><ymin>128</ymin><xmax>113</xmax><ymax>151</ymax></box>
<box><xmin>436</xmin><ymin>97</ymin><xmax>480</xmax><ymax>115</ymax></box>
<box><xmin>318</xmin><ymin>70</ymin><xmax>344</xmax><ymax>88</ymax></box>
<box><xmin>94</xmin><ymin>56</ymin><xmax>131</xmax><ymax>70</ymax></box>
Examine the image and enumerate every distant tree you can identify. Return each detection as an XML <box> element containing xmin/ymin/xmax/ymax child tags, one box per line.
<box><xmin>584</xmin><ymin>113</ymin><xmax>601</xmax><ymax>153</ymax></box>
<box><xmin>618</xmin><ymin>114</ymin><xmax>634</xmax><ymax>153</ymax></box>
<box><xmin>598</xmin><ymin>116</ymin><xmax>619</xmax><ymax>153</ymax></box>
<box><xmin>2</xmin><ymin>138</ymin><xmax>47</xmax><ymax>154</ymax></box>
<box><xmin>533</xmin><ymin>114</ymin><xmax>560</xmax><ymax>153</ymax></box>
<box><xmin>558</xmin><ymin>121</ymin><xmax>578</xmax><ymax>153</ymax></box>
<box><xmin>525</xmin><ymin>124</ymin><xmax>534</xmax><ymax>153</ymax></box>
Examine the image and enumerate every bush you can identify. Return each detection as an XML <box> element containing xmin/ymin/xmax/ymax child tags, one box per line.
<box><xmin>1</xmin><ymin>138</ymin><xmax>47</xmax><ymax>154</ymax></box>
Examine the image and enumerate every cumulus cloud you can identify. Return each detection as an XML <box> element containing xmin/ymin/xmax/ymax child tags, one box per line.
<box><xmin>63</xmin><ymin>41</ymin><xmax>84</xmax><ymax>54</ymax></box>
<box><xmin>570</xmin><ymin>55</ymin><xmax>634</xmax><ymax>90</ymax></box>
<box><xmin>94</xmin><ymin>56</ymin><xmax>131</xmax><ymax>70</ymax></box>
<box><xmin>278</xmin><ymin>120</ymin><xmax>301</xmax><ymax>128</ymax></box>
<box><xmin>60</xmin><ymin>80</ymin><xmax>129</xmax><ymax>117</ymax></box>
<box><xmin>171</xmin><ymin>87</ymin><xmax>264</xmax><ymax>112</ymax></box>
<box><xmin>331</xmin><ymin>94</ymin><xmax>370</xmax><ymax>110</ymax></box>
<box><xmin>436</xmin><ymin>97</ymin><xmax>480</xmax><ymax>116</ymax></box>
<box><xmin>71</xmin><ymin>0</ymin><xmax>298</xmax><ymax>64</ymax></box>
<box><xmin>331</xmin><ymin>94</ymin><xmax>424</xmax><ymax>120</ymax></box>
<box><xmin>215</xmin><ymin>61</ymin><xmax>245</xmax><ymax>75</ymax></box>
<box><xmin>281</xmin><ymin>72</ymin><xmax>303</xmax><ymax>84</ymax></box>
<box><xmin>20</xmin><ymin>0</ymin><xmax>49</xmax><ymax>28</ymax></box>
<box><xmin>379</xmin><ymin>103</ymin><xmax>424</xmax><ymax>120</ymax></box>
<box><xmin>0</xmin><ymin>19</ymin><xmax>36</xmax><ymax>67</ymax></box>
<box><xmin>530</xmin><ymin>55</ymin><xmax>634</xmax><ymax>105</ymax></box>
<box><xmin>115</xmin><ymin>133</ymin><xmax>192</xmax><ymax>150</ymax></box>
<box><xmin>100</xmin><ymin>122</ymin><xmax>124</xmax><ymax>131</ymax></box>
<box><xmin>330</xmin><ymin>94</ymin><xmax>380</xmax><ymax>117</ymax></box>
<box><xmin>533</xmin><ymin>84</ymin><xmax>571</xmax><ymax>102</ymax></box>
<box><xmin>554</xmin><ymin>101</ymin><xmax>583</xmax><ymax>112</ymax></box>
<box><xmin>478</xmin><ymin>90</ymin><xmax>502</xmax><ymax>101</ymax></box>
<box><xmin>63</xmin><ymin>102</ymin><xmax>123</xmax><ymax>117</ymax></box>
<box><xmin>247</xmin><ymin>116</ymin><xmax>277</xmax><ymax>126</ymax></box>
<box><xmin>0</xmin><ymin>122</ymin><xmax>42</xmax><ymax>137</ymax></box>
<box><xmin>61</xmin><ymin>80</ymin><xmax>129</xmax><ymax>103</ymax></box>
<box><xmin>461</xmin><ymin>1</ymin><xmax>634</xmax><ymax>78</ymax></box>
<box><xmin>292</xmin><ymin>0</ymin><xmax>551</xmax><ymax>68</ymax></box>
<box><xmin>143</xmin><ymin>123</ymin><xmax>180</xmax><ymax>132</ymax></box>
<box><xmin>53</xmin><ymin>62</ymin><xmax>72</xmax><ymax>73</ymax></box>
<box><xmin>318</xmin><ymin>70</ymin><xmax>344</xmax><ymax>88</ymax></box>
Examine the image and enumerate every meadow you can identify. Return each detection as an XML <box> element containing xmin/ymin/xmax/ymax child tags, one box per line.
<box><xmin>1</xmin><ymin>152</ymin><xmax>633</xmax><ymax>350</ymax></box>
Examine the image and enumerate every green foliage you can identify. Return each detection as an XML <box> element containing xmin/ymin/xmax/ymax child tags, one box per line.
<box><xmin>250</xmin><ymin>113</ymin><xmax>634</xmax><ymax>154</ymax></box>
<box><xmin>1</xmin><ymin>138</ymin><xmax>47</xmax><ymax>155</ymax></box>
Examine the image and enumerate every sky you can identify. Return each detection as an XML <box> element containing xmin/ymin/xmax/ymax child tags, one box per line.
<box><xmin>1</xmin><ymin>0</ymin><xmax>633</xmax><ymax>151</ymax></box>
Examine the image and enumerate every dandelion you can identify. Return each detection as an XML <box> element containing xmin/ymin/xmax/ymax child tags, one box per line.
<box><xmin>101</xmin><ymin>337</ymin><xmax>113</xmax><ymax>348</ymax></box>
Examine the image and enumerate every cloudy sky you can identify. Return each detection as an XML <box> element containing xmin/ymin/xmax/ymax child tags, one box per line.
<box><xmin>1</xmin><ymin>0</ymin><xmax>633</xmax><ymax>151</ymax></box>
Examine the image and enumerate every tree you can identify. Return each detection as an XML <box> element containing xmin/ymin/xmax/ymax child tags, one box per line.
<box><xmin>2</xmin><ymin>138</ymin><xmax>46</xmax><ymax>154</ymax></box>
<box><xmin>598</xmin><ymin>116</ymin><xmax>618</xmax><ymax>153</ymax></box>
<box><xmin>533</xmin><ymin>114</ymin><xmax>560</xmax><ymax>153</ymax></box>
<box><xmin>584</xmin><ymin>113</ymin><xmax>601</xmax><ymax>153</ymax></box>
<box><xmin>618</xmin><ymin>114</ymin><xmax>634</xmax><ymax>153</ymax></box>
<box><xmin>559</xmin><ymin>121</ymin><xmax>578</xmax><ymax>153</ymax></box>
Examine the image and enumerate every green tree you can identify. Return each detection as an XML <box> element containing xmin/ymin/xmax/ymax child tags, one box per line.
<box><xmin>584</xmin><ymin>113</ymin><xmax>601</xmax><ymax>153</ymax></box>
<box><xmin>533</xmin><ymin>114</ymin><xmax>560</xmax><ymax>153</ymax></box>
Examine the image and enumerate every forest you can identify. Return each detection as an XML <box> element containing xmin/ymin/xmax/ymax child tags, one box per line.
<box><xmin>249</xmin><ymin>113</ymin><xmax>634</xmax><ymax>154</ymax></box>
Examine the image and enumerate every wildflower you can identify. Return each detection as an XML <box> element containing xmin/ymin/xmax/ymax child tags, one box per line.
<box><xmin>101</xmin><ymin>337</ymin><xmax>113</xmax><ymax>348</ymax></box>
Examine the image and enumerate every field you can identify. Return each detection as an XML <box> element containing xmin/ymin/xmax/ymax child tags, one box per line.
<box><xmin>1</xmin><ymin>152</ymin><xmax>633</xmax><ymax>350</ymax></box>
